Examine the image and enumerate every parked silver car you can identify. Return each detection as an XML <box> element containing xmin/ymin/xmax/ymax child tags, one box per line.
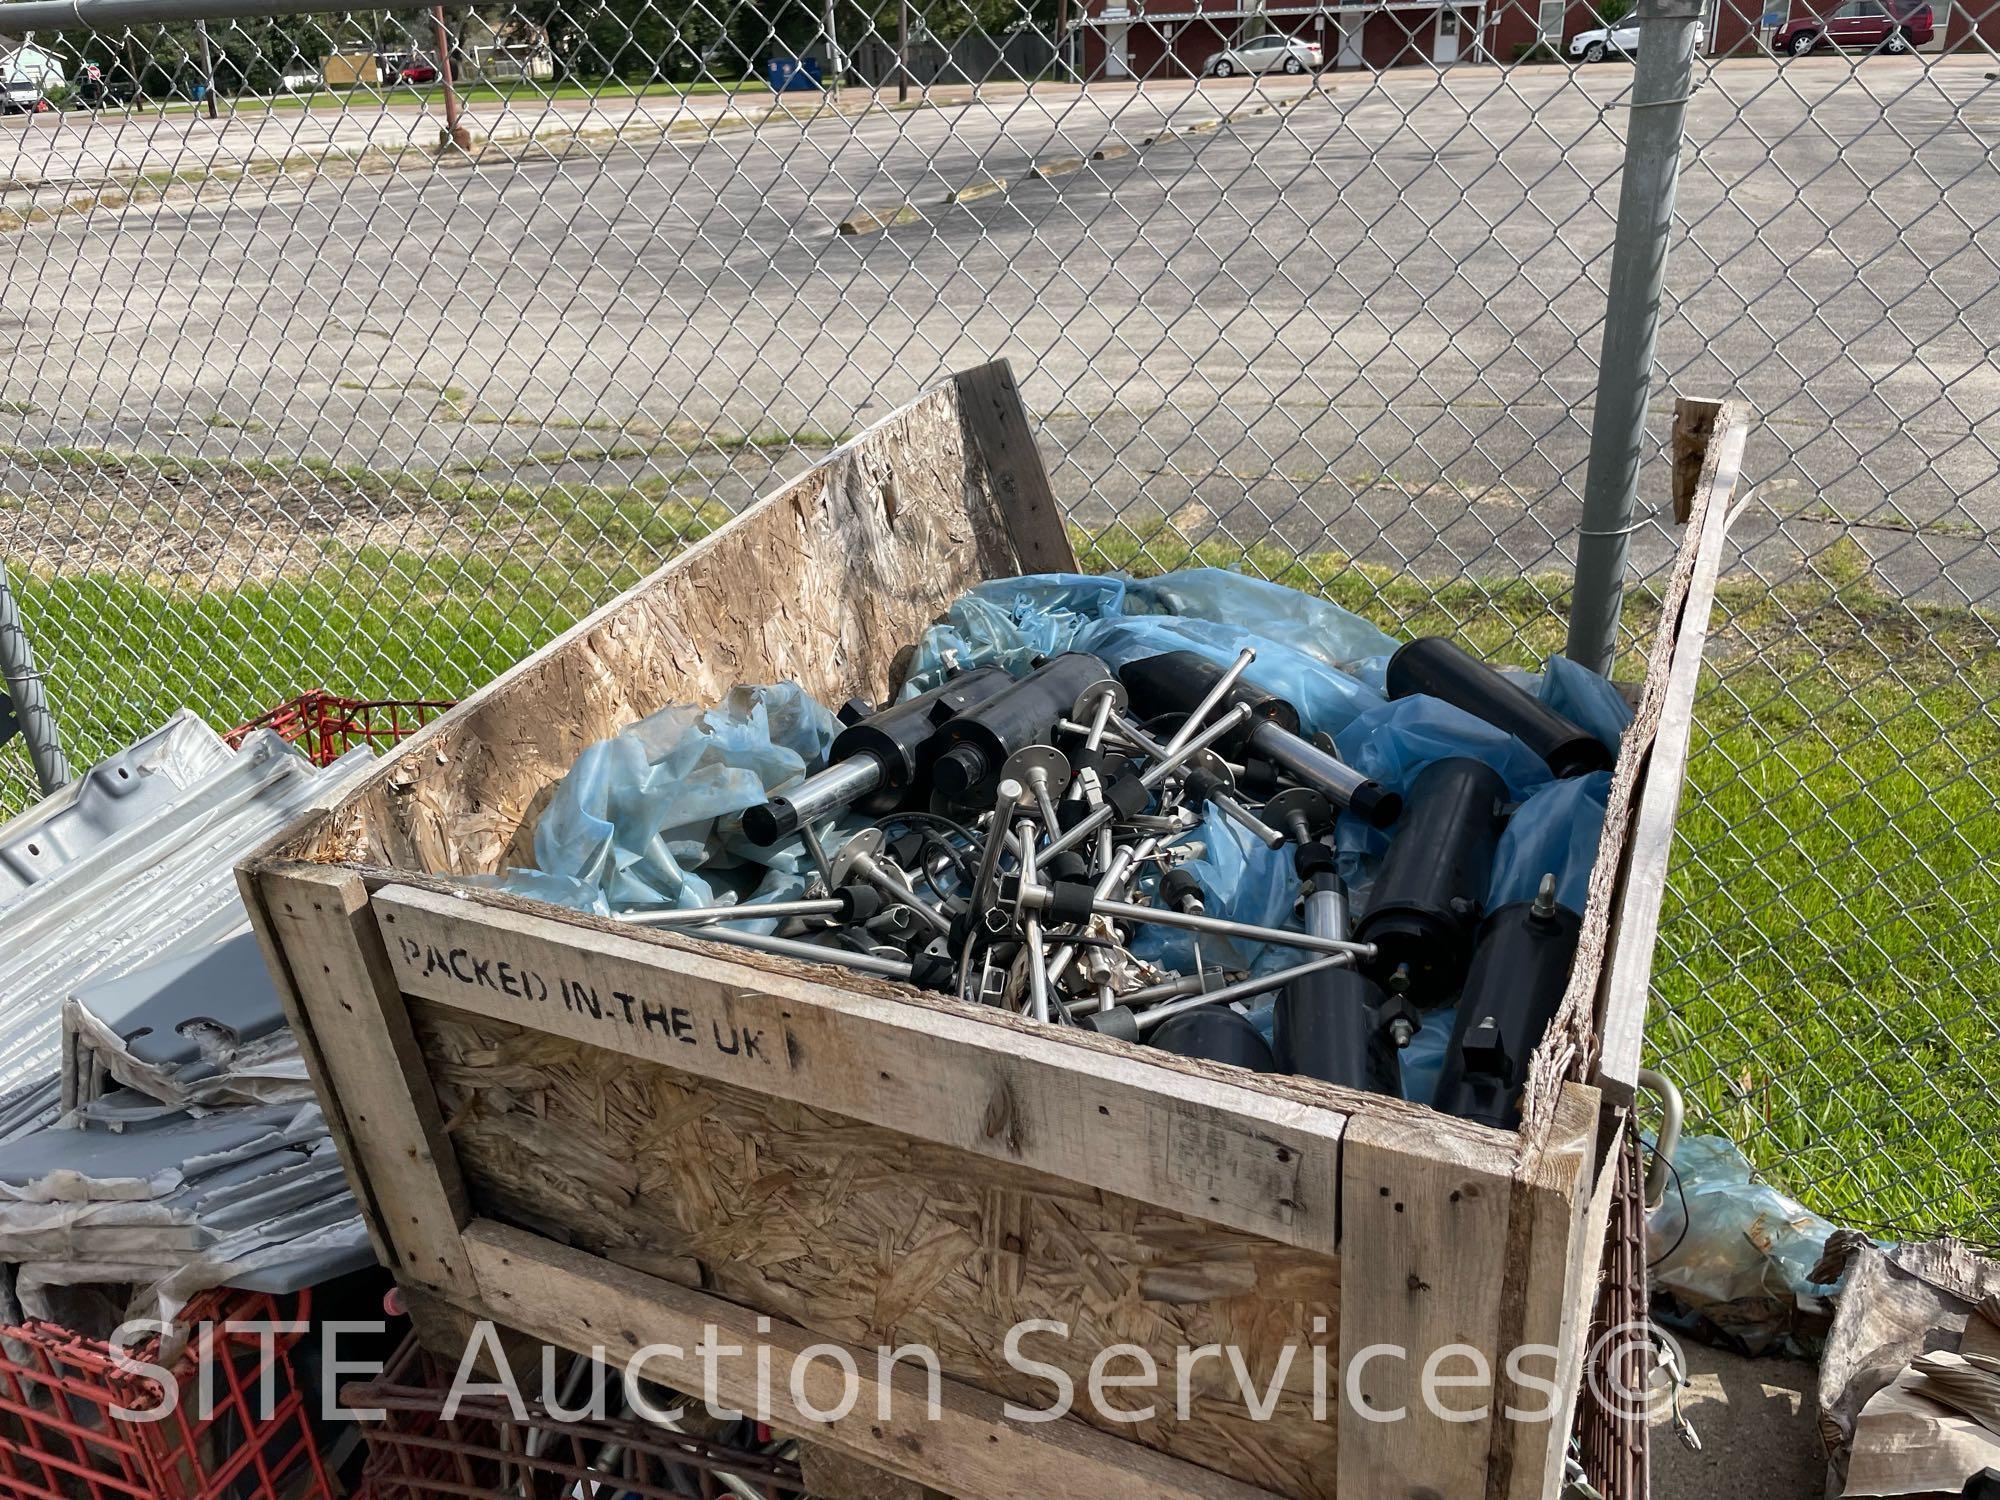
<box><xmin>1207</xmin><ymin>34</ymin><xmax>1324</xmax><ymax>76</ymax></box>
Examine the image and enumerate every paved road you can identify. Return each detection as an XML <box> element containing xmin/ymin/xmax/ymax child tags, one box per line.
<box><xmin>1</xmin><ymin>57</ymin><xmax>1995</xmax><ymax>604</ymax></box>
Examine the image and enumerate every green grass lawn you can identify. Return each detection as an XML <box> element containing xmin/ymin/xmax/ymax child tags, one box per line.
<box><xmin>6</xmin><ymin>516</ymin><xmax>1993</xmax><ymax>1244</ymax></box>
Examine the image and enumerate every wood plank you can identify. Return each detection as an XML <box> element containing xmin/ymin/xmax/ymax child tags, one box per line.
<box><xmin>252</xmin><ymin>863</ymin><xmax>476</xmax><ymax>1297</ymax></box>
<box><xmin>462</xmin><ymin>1218</ymin><xmax>1284</xmax><ymax>1500</ymax></box>
<box><xmin>1335</xmin><ymin>1109</ymin><xmax>1517</xmax><ymax>1500</ymax></box>
<box><xmin>373</xmin><ymin>881</ymin><xmax>1347</xmax><ymax>1253</ymax></box>
<box><xmin>237</xmin><ymin>865</ymin><xmax>396</xmax><ymax>1273</ymax></box>
<box><xmin>952</xmin><ymin>360</ymin><xmax>1076</xmax><ymax>572</ymax></box>
<box><xmin>1491</xmin><ymin>1082</ymin><xmax>1602</xmax><ymax>1500</ymax></box>
<box><xmin>416</xmin><ymin>997</ymin><xmax>1344</xmax><ymax>1497</ymax></box>
<box><xmin>1592</xmin><ymin>400</ymin><xmax>1752</xmax><ymax>1106</ymax></box>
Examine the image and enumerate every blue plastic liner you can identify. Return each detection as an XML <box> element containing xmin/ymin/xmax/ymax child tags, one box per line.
<box><xmin>1078</xmin><ymin>616</ymin><xmax>1384</xmax><ymax>739</ymax></box>
<box><xmin>901</xmin><ymin>568</ymin><xmax>1396</xmax><ymax>705</ymax></box>
<box><xmin>1538</xmin><ymin>653</ymin><xmax>1634</xmax><ymax>754</ymax></box>
<box><xmin>1488</xmin><ymin>771</ymin><xmax>1613</xmax><ymax>913</ymax></box>
<box><xmin>530</xmin><ymin>683</ymin><xmax>844</xmax><ymax>924</ymax></box>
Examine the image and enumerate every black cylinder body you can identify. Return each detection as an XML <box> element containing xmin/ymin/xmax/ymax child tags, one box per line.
<box><xmin>1354</xmin><ymin>756</ymin><xmax>1508</xmax><ymax>1007</ymax></box>
<box><xmin>1386</xmin><ymin>637</ymin><xmax>1615</xmax><ymax>779</ymax></box>
<box><xmin>1274</xmin><ymin>967</ymin><xmax>1403</xmax><ymax>1097</ymax></box>
<box><xmin>830</xmin><ymin>664</ymin><xmax>1013</xmax><ymax>809</ymax></box>
<box><xmin>931</xmin><ymin>653</ymin><xmax>1113</xmax><ymax>803</ymax></box>
<box><xmin>1430</xmin><ymin>897</ymin><xmax>1584</xmax><ymax>1130</ymax></box>
<box><xmin>1150</xmin><ymin>1006</ymin><xmax>1277</xmax><ymax>1072</ymax></box>
<box><xmin>1117</xmin><ymin>651</ymin><xmax>1298</xmax><ymax>752</ymax></box>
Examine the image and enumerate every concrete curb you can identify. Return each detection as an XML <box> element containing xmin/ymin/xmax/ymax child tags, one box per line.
<box><xmin>839</xmin><ymin>90</ymin><xmax>1322</xmax><ymax>235</ymax></box>
<box><xmin>837</xmin><ymin>200</ymin><xmax>925</xmax><ymax>235</ymax></box>
<box><xmin>946</xmin><ymin>174</ymin><xmax>1007</xmax><ymax>203</ymax></box>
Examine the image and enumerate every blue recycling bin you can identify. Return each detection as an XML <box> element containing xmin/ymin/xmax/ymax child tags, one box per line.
<box><xmin>764</xmin><ymin>55</ymin><xmax>825</xmax><ymax>92</ymax></box>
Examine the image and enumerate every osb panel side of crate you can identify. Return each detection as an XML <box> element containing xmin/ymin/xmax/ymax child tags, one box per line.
<box><xmin>411</xmin><ymin>1001</ymin><xmax>1344</xmax><ymax>1500</ymax></box>
<box><xmin>262</xmin><ymin>369</ymin><xmax>1042</xmax><ymax>879</ymax></box>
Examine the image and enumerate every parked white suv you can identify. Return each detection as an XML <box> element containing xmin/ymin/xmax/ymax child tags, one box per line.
<box><xmin>1208</xmin><ymin>34</ymin><xmax>1323</xmax><ymax>75</ymax></box>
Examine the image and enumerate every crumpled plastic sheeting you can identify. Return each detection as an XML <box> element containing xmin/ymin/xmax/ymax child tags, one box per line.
<box><xmin>529</xmin><ymin>684</ymin><xmax>841</xmax><ymax>924</ymax></box>
<box><xmin>1126</xmin><ymin>569</ymin><xmax>1400</xmax><ymax>691</ymax></box>
<box><xmin>1538</xmin><ymin>653</ymin><xmax>1634</xmax><ymax>753</ymax></box>
<box><xmin>1129</xmin><ymin>801</ymin><xmax>1306</xmax><ymax>977</ymax></box>
<box><xmin>1329</xmin><ymin>696</ymin><xmax>1553</xmax><ymax>909</ymax></box>
<box><xmin>1488</xmin><ymin>771</ymin><xmax>1613</xmax><ymax>914</ymax></box>
<box><xmin>1079</xmin><ymin>616</ymin><xmax>1384</xmax><ymax>741</ymax></box>
<box><xmin>901</xmin><ymin>569</ymin><xmax>1396</xmax><ymax>711</ymax></box>
<box><xmin>1649</xmin><ymin>1134</ymin><xmax>1848</xmax><ymax>1356</ymax></box>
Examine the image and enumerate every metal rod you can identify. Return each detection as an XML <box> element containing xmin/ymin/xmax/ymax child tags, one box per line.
<box><xmin>1018</xmin><ymin>819</ymin><xmax>1051</xmax><ymax>1024</ymax></box>
<box><xmin>624</xmin><ymin>898</ymin><xmax>846</xmax><ymax>927</ymax></box>
<box><xmin>1208</xmin><ymin>789</ymin><xmax>1285</xmax><ymax>849</ymax></box>
<box><xmin>849</xmin><ymin>854</ymin><xmax>951</xmax><ymax>935</ymax></box>
<box><xmin>655</xmin><ymin>923</ymin><xmax>913</xmax><ymax>980</ymax></box>
<box><xmin>1247</xmin><ymin>720</ymin><xmax>1370</xmax><ymax>807</ymax></box>
<box><xmin>1161</xmin><ymin>648</ymin><xmax>1255</xmax><ymax>758</ymax></box>
<box><xmin>751</xmin><ymin>754</ymin><xmax>882</xmax><ymax>844</ymax></box>
<box><xmin>1041</xmin><ymin>704</ymin><xmax>1252</xmax><ymax>862</ymax></box>
<box><xmin>1133</xmin><ymin>953</ymin><xmax>1354</xmax><ymax>1034</ymax></box>
<box><xmin>1044</xmin><ymin>834</ymin><xmax>1161</xmax><ymax>988</ymax></box>
<box><xmin>1024</xmin><ymin>882</ymin><xmax>1375</xmax><ymax>960</ymax></box>
<box><xmin>0</xmin><ymin>561</ymin><xmax>69</xmax><ymax>794</ymax></box>
<box><xmin>1302</xmin><ymin>885</ymin><xmax>1349</xmax><ymax>944</ymax></box>
<box><xmin>1565</xmin><ymin>0</ymin><xmax>1702</xmax><ymax>675</ymax></box>
<box><xmin>799</xmin><ymin>821</ymin><xmax>837</xmax><ymax>893</ymax></box>
<box><xmin>430</xmin><ymin>3</ymin><xmax>469</xmax><ymax>149</ymax></box>
<box><xmin>1081</xmin><ymin>966</ymin><xmax>1238</xmax><ymax>1010</ymax></box>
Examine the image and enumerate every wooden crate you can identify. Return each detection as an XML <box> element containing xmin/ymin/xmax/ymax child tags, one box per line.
<box><xmin>241</xmin><ymin>362</ymin><xmax>1749</xmax><ymax>1500</ymax></box>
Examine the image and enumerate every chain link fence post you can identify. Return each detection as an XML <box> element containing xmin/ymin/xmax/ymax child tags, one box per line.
<box><xmin>0</xmin><ymin>565</ymin><xmax>69</xmax><ymax>796</ymax></box>
<box><xmin>1566</xmin><ymin>0</ymin><xmax>1703</xmax><ymax>675</ymax></box>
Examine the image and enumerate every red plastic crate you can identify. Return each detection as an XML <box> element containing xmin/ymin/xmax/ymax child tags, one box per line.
<box><xmin>228</xmin><ymin>693</ymin><xmax>455</xmax><ymax>768</ymax></box>
<box><xmin>0</xmin><ymin>1289</ymin><xmax>335</xmax><ymax>1500</ymax></box>
<box><xmin>344</xmin><ymin>1334</ymin><xmax>807</xmax><ymax>1500</ymax></box>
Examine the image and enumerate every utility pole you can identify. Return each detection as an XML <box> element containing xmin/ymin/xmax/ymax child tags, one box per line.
<box><xmin>430</xmin><ymin>3</ymin><xmax>469</xmax><ymax>149</ymax></box>
<box><xmin>897</xmin><ymin>0</ymin><xmax>909</xmax><ymax>101</ymax></box>
<box><xmin>823</xmin><ymin>0</ymin><xmax>839</xmax><ymax>98</ymax></box>
<box><xmin>195</xmin><ymin>19</ymin><xmax>218</xmax><ymax>117</ymax></box>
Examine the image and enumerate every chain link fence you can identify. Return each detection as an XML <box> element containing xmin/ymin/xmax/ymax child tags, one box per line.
<box><xmin>0</xmin><ymin>0</ymin><xmax>1995</xmax><ymax>1243</ymax></box>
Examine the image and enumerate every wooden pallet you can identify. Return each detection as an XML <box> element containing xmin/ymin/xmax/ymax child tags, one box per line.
<box><xmin>242</xmin><ymin>361</ymin><xmax>1749</xmax><ymax>1500</ymax></box>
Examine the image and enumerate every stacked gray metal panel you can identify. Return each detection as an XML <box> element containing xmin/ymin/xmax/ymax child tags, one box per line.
<box><xmin>0</xmin><ymin>716</ymin><xmax>378</xmax><ymax>1328</ymax></box>
<box><xmin>0</xmin><ymin>720</ymin><xmax>374</xmax><ymax>1097</ymax></box>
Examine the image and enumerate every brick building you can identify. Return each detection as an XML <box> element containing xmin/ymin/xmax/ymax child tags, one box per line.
<box><xmin>1076</xmin><ymin>0</ymin><xmax>1556</xmax><ymax>77</ymax></box>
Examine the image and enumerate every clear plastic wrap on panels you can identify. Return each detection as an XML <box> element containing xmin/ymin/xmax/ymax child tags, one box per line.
<box><xmin>1649</xmin><ymin>1134</ymin><xmax>1849</xmax><ymax>1356</ymax></box>
<box><xmin>528</xmin><ymin>684</ymin><xmax>844</xmax><ymax>929</ymax></box>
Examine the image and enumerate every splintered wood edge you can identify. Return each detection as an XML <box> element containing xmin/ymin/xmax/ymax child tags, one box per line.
<box><xmin>1520</xmin><ymin>396</ymin><xmax>1751</xmax><ymax>1149</ymax></box>
<box><xmin>461</xmin><ymin>1219</ymin><xmax>1284</xmax><ymax>1500</ymax></box>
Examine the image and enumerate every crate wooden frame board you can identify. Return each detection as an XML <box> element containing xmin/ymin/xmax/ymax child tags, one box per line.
<box><xmin>242</xmin><ymin>365</ymin><xmax>1749</xmax><ymax>1500</ymax></box>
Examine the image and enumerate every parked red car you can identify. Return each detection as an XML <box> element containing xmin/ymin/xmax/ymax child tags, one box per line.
<box><xmin>1774</xmin><ymin>0</ymin><xmax>1933</xmax><ymax>54</ymax></box>
<box><xmin>397</xmin><ymin>61</ymin><xmax>440</xmax><ymax>83</ymax></box>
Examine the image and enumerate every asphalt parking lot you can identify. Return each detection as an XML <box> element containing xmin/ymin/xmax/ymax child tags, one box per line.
<box><xmin>1</xmin><ymin>56</ymin><xmax>1995</xmax><ymax>602</ymax></box>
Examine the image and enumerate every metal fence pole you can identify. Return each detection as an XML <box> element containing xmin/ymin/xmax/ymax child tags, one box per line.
<box><xmin>1565</xmin><ymin>0</ymin><xmax>1702</xmax><ymax>675</ymax></box>
<box><xmin>0</xmin><ymin>563</ymin><xmax>70</xmax><ymax>796</ymax></box>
